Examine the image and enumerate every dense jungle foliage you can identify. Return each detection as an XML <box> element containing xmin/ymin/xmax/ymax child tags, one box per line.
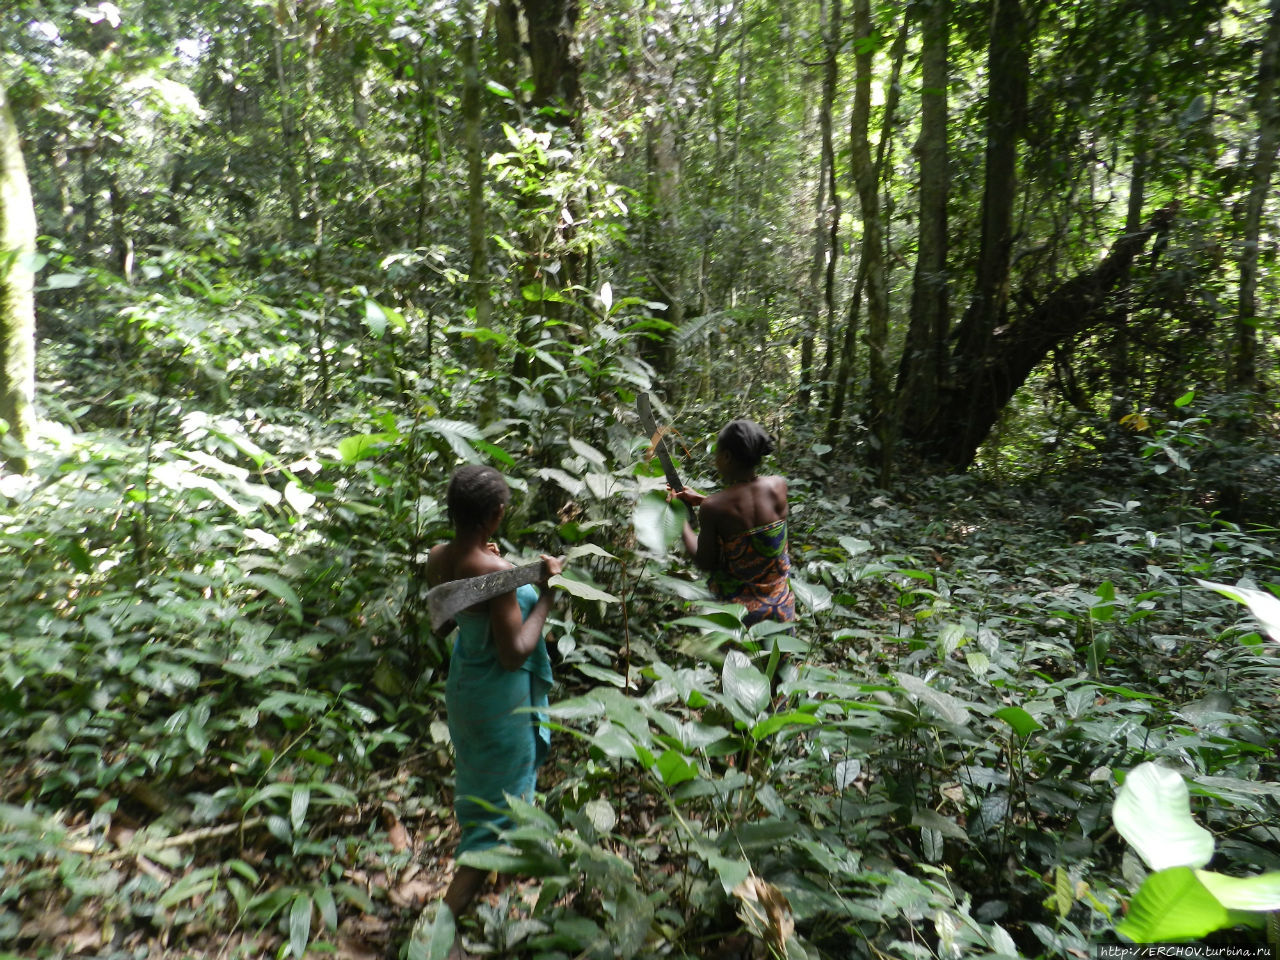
<box><xmin>1</xmin><ymin>0</ymin><xmax>1278</xmax><ymax>958</ymax></box>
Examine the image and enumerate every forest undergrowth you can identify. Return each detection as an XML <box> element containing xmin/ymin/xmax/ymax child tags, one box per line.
<box><xmin>1</xmin><ymin>380</ymin><xmax>1277</xmax><ymax>960</ymax></box>
<box><xmin>0</xmin><ymin>266</ymin><xmax>1278</xmax><ymax>960</ymax></box>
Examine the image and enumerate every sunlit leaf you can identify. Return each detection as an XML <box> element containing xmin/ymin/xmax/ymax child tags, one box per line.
<box><xmin>993</xmin><ymin>706</ymin><xmax>1042</xmax><ymax>737</ymax></box>
<box><xmin>1113</xmin><ymin>762</ymin><xmax>1214</xmax><ymax>871</ymax></box>
<box><xmin>1194</xmin><ymin>578</ymin><xmax>1280</xmax><ymax>642</ymax></box>
<box><xmin>549</xmin><ymin>573</ymin><xmax>619</xmax><ymax>604</ymax></box>
<box><xmin>289</xmin><ymin>893</ymin><xmax>312</xmax><ymax>958</ymax></box>
<box><xmin>1195</xmin><ymin>869</ymin><xmax>1280</xmax><ymax>911</ymax></box>
<box><xmin>894</xmin><ymin>672</ymin><xmax>971</xmax><ymax>726</ymax></box>
<box><xmin>633</xmin><ymin>490</ymin><xmax>686</xmax><ymax>555</ymax></box>
<box><xmin>723</xmin><ymin>651</ymin><xmax>770</xmax><ymax>717</ymax></box>
<box><xmin>1115</xmin><ymin>867</ymin><xmax>1229</xmax><ymax>942</ymax></box>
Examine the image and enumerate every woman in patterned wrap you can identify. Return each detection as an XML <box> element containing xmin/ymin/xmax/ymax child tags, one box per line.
<box><xmin>671</xmin><ymin>419</ymin><xmax>796</xmax><ymax>627</ymax></box>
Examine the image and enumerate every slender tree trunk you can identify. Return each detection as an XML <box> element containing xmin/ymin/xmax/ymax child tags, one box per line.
<box><xmin>0</xmin><ymin>81</ymin><xmax>37</xmax><ymax>471</ymax></box>
<box><xmin>798</xmin><ymin>0</ymin><xmax>839</xmax><ymax>409</ymax></box>
<box><xmin>1234</xmin><ymin>0</ymin><xmax>1280</xmax><ymax>391</ymax></box>
<box><xmin>1111</xmin><ymin>114</ymin><xmax>1147</xmax><ymax>418</ymax></box>
<box><xmin>272</xmin><ymin>22</ymin><xmax>303</xmax><ymax>228</ymax></box>
<box><xmin>460</xmin><ymin>0</ymin><xmax>499</xmax><ymax>417</ymax></box>
<box><xmin>849</xmin><ymin>0</ymin><xmax>892</xmax><ymax>484</ymax></box>
<box><xmin>801</xmin><ymin>0</ymin><xmax>840</xmax><ymax>411</ymax></box>
<box><xmin>895</xmin><ymin>0</ymin><xmax>949</xmax><ymax>436</ymax></box>
<box><xmin>826</xmin><ymin>21</ymin><xmax>906</xmax><ymax>445</ymax></box>
<box><xmin>642</xmin><ymin>112</ymin><xmax>683</xmax><ymax>373</ymax></box>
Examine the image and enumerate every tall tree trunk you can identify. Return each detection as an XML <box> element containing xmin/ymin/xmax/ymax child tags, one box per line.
<box><xmin>0</xmin><ymin>81</ymin><xmax>37</xmax><ymax>471</ymax></box>
<box><xmin>908</xmin><ymin>0</ymin><xmax>1027</xmax><ymax>465</ymax></box>
<box><xmin>849</xmin><ymin>0</ymin><xmax>892</xmax><ymax>484</ymax></box>
<box><xmin>641</xmin><ymin>111</ymin><xmax>683</xmax><ymax>373</ymax></box>
<box><xmin>895</xmin><ymin>0</ymin><xmax>949</xmax><ymax>435</ymax></box>
<box><xmin>826</xmin><ymin>21</ymin><xmax>907</xmax><ymax>444</ymax></box>
<box><xmin>801</xmin><ymin>0</ymin><xmax>840</xmax><ymax>411</ymax></box>
<box><xmin>1234</xmin><ymin>0</ymin><xmax>1280</xmax><ymax>391</ymax></box>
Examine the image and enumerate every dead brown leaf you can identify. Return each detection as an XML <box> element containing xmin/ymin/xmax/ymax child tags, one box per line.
<box><xmin>732</xmin><ymin>872</ymin><xmax>794</xmax><ymax>959</ymax></box>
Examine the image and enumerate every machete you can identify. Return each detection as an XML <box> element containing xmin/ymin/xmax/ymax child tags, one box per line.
<box><xmin>637</xmin><ymin>392</ymin><xmax>697</xmax><ymax>528</ymax></box>
<box><xmin>427</xmin><ymin>561</ymin><xmax>548</xmax><ymax>637</ymax></box>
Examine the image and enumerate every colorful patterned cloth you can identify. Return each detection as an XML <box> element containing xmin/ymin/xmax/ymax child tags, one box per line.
<box><xmin>707</xmin><ymin>518</ymin><xmax>797</xmax><ymax>626</ymax></box>
<box><xmin>446</xmin><ymin>583</ymin><xmax>553</xmax><ymax>853</ymax></box>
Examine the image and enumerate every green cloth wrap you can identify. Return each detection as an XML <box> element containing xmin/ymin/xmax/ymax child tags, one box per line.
<box><xmin>446</xmin><ymin>583</ymin><xmax>553</xmax><ymax>853</ymax></box>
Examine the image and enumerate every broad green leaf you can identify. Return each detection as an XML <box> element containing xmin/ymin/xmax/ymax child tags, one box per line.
<box><xmin>704</xmin><ymin>851</ymin><xmax>750</xmax><ymax>894</ymax></box>
<box><xmin>993</xmin><ymin>706</ymin><xmax>1043</xmax><ymax>737</ymax></box>
<box><xmin>750</xmin><ymin>710</ymin><xmax>818</xmax><ymax>740</ymax></box>
<box><xmin>290</xmin><ymin>785</ymin><xmax>311</xmax><ymax>832</ymax></box>
<box><xmin>363</xmin><ymin>299</ymin><xmax>388</xmax><ymax>337</ymax></box>
<box><xmin>1113</xmin><ymin>762</ymin><xmax>1214</xmax><ymax>871</ymax></box>
<box><xmin>565</xmin><ymin>543</ymin><xmax>616</xmax><ymax>562</ymax></box>
<box><xmin>337</xmin><ymin>432</ymin><xmax>396</xmax><ymax>463</ymax></box>
<box><xmin>839</xmin><ymin>536</ymin><xmax>872</xmax><ymax>557</ymax></box>
<box><xmin>283</xmin><ymin>481</ymin><xmax>315</xmax><ymax>515</ymax></box>
<box><xmin>582</xmin><ymin>798</ymin><xmax>617</xmax><ymax>833</ymax></box>
<box><xmin>1174</xmin><ymin>390</ymin><xmax>1195</xmax><ymax>408</ymax></box>
<box><xmin>313</xmin><ymin>886</ymin><xmax>337</xmax><ymax>931</ymax></box>
<box><xmin>289</xmin><ymin>893</ymin><xmax>312</xmax><ymax>959</ymax></box>
<box><xmin>457</xmin><ymin>846</ymin><xmax>562</xmax><ymax>876</ymax></box>
<box><xmin>573</xmin><ymin>663</ymin><xmax>629</xmax><ymax>687</ymax></box>
<box><xmin>474</xmin><ymin>440</ymin><xmax>515</xmax><ymax>466</ymax></box>
<box><xmin>242</xmin><ymin>573</ymin><xmax>302</xmax><ymax>621</ymax></box>
<box><xmin>633</xmin><ymin>490</ymin><xmax>687</xmax><ymax>555</ymax></box>
<box><xmin>894</xmin><ymin>672</ymin><xmax>971</xmax><ymax>726</ymax></box>
<box><xmin>655</xmin><ymin>749</ymin><xmax>698</xmax><ymax>787</ymax></box>
<box><xmin>1115</xmin><ymin>867</ymin><xmax>1229</xmax><ymax>942</ymax></box>
<box><xmin>791</xmin><ymin>576</ymin><xmax>832</xmax><ymax>613</ymax></box>
<box><xmin>568</xmin><ymin>437</ymin><xmax>607</xmax><ymax>466</ymax></box>
<box><xmin>1194</xmin><ymin>578</ymin><xmax>1280</xmax><ymax>642</ymax></box>
<box><xmin>1195</xmin><ymin>869</ymin><xmax>1280</xmax><ymax>911</ymax></box>
<box><xmin>723</xmin><ymin>651</ymin><xmax>770</xmax><ymax>717</ymax></box>
<box><xmin>549</xmin><ymin>574</ymin><xmax>619</xmax><ymax>604</ymax></box>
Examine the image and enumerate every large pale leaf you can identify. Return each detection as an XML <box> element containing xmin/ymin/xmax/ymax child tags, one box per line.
<box><xmin>1194</xmin><ymin>578</ymin><xmax>1280</xmax><ymax>641</ymax></box>
<box><xmin>893</xmin><ymin>672</ymin><xmax>971</xmax><ymax>725</ymax></box>
<box><xmin>1113</xmin><ymin>762</ymin><xmax>1214</xmax><ymax>871</ymax></box>
<box><xmin>723</xmin><ymin>651</ymin><xmax>770</xmax><ymax>717</ymax></box>
<box><xmin>1195</xmin><ymin>869</ymin><xmax>1280</xmax><ymax>911</ymax></box>
<box><xmin>633</xmin><ymin>490</ymin><xmax>687</xmax><ymax>555</ymax></box>
<box><xmin>548</xmin><ymin>574</ymin><xmax>619</xmax><ymax>604</ymax></box>
<box><xmin>1115</xmin><ymin>867</ymin><xmax>1229</xmax><ymax>942</ymax></box>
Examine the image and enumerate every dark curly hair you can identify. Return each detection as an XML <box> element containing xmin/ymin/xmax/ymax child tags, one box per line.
<box><xmin>717</xmin><ymin>419</ymin><xmax>775</xmax><ymax>469</ymax></box>
<box><xmin>446</xmin><ymin>464</ymin><xmax>510</xmax><ymax>531</ymax></box>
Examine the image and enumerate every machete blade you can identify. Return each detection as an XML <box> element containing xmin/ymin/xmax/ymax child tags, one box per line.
<box><xmin>427</xmin><ymin>561</ymin><xmax>547</xmax><ymax>637</ymax></box>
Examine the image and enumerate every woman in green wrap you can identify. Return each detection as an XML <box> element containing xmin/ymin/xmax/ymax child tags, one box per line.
<box><xmin>426</xmin><ymin>464</ymin><xmax>561</xmax><ymax>921</ymax></box>
<box><xmin>672</xmin><ymin>419</ymin><xmax>796</xmax><ymax>626</ymax></box>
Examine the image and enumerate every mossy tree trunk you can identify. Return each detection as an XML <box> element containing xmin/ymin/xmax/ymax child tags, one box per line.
<box><xmin>0</xmin><ymin>80</ymin><xmax>36</xmax><ymax>473</ymax></box>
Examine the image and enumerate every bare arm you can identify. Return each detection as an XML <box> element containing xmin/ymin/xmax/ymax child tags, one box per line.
<box><xmin>686</xmin><ymin>498</ymin><xmax>722</xmax><ymax>571</ymax></box>
<box><xmin>491</xmin><ymin>554</ymin><xmax>562</xmax><ymax>671</ymax></box>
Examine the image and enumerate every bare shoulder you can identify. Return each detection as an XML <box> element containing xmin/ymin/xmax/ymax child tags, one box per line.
<box><xmin>764</xmin><ymin>474</ymin><xmax>789</xmax><ymax>513</ymax></box>
<box><xmin>427</xmin><ymin>542</ymin><xmax>511</xmax><ymax>586</ymax></box>
<box><xmin>425</xmin><ymin>543</ymin><xmax>449</xmax><ymax>587</ymax></box>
